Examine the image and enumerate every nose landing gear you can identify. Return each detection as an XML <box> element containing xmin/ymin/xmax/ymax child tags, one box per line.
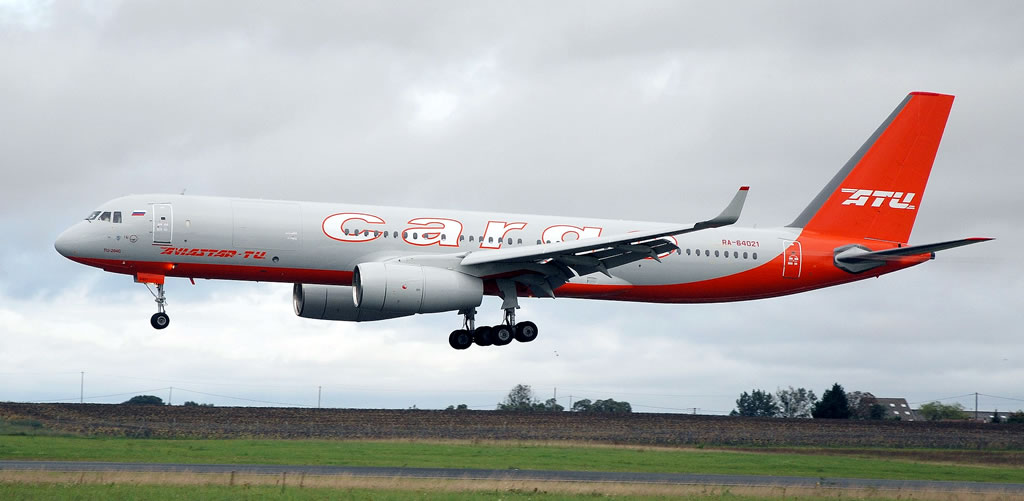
<box><xmin>145</xmin><ymin>282</ymin><xmax>170</xmax><ymax>330</ymax></box>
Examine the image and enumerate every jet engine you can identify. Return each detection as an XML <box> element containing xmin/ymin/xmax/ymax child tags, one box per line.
<box><xmin>353</xmin><ymin>262</ymin><xmax>483</xmax><ymax>314</ymax></box>
<box><xmin>293</xmin><ymin>284</ymin><xmax>413</xmax><ymax>322</ymax></box>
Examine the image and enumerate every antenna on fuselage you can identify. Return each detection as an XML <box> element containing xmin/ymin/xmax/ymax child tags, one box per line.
<box><xmin>180</xmin><ymin>188</ymin><xmax>187</xmax><ymax>195</ymax></box>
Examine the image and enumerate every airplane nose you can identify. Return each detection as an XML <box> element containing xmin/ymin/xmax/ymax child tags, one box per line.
<box><xmin>54</xmin><ymin>226</ymin><xmax>78</xmax><ymax>258</ymax></box>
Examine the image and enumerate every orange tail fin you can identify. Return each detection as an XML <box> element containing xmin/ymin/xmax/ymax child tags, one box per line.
<box><xmin>788</xmin><ymin>92</ymin><xmax>955</xmax><ymax>243</ymax></box>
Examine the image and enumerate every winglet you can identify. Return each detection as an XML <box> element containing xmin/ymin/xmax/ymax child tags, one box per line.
<box><xmin>694</xmin><ymin>186</ymin><xmax>748</xmax><ymax>230</ymax></box>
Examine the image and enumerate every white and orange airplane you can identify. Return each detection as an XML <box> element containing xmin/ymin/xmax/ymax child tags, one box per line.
<box><xmin>55</xmin><ymin>92</ymin><xmax>989</xmax><ymax>350</ymax></box>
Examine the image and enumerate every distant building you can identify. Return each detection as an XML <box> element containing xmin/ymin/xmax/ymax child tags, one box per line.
<box><xmin>874</xmin><ymin>397</ymin><xmax>917</xmax><ymax>421</ymax></box>
<box><xmin>973</xmin><ymin>410</ymin><xmax>1015</xmax><ymax>423</ymax></box>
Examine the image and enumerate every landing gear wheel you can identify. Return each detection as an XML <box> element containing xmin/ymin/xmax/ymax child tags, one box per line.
<box><xmin>449</xmin><ymin>330</ymin><xmax>473</xmax><ymax>350</ymax></box>
<box><xmin>514</xmin><ymin>321</ymin><xmax>538</xmax><ymax>343</ymax></box>
<box><xmin>151</xmin><ymin>312</ymin><xmax>170</xmax><ymax>330</ymax></box>
<box><xmin>473</xmin><ymin>326</ymin><xmax>494</xmax><ymax>346</ymax></box>
<box><xmin>492</xmin><ymin>324</ymin><xmax>514</xmax><ymax>346</ymax></box>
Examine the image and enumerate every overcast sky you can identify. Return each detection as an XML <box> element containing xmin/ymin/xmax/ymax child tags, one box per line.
<box><xmin>1</xmin><ymin>1</ymin><xmax>1021</xmax><ymax>415</ymax></box>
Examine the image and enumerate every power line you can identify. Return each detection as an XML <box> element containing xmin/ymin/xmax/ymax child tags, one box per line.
<box><xmin>173</xmin><ymin>387</ymin><xmax>312</xmax><ymax>408</ymax></box>
<box><xmin>34</xmin><ymin>387</ymin><xmax>172</xmax><ymax>403</ymax></box>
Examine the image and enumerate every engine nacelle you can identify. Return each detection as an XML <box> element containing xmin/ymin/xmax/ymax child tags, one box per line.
<box><xmin>293</xmin><ymin>284</ymin><xmax>413</xmax><ymax>322</ymax></box>
<box><xmin>353</xmin><ymin>262</ymin><xmax>483</xmax><ymax>314</ymax></box>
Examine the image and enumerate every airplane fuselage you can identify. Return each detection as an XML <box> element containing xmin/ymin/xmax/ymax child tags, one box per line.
<box><xmin>57</xmin><ymin>193</ymin><xmax>927</xmax><ymax>304</ymax></box>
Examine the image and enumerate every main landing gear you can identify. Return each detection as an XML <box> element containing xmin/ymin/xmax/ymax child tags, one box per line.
<box><xmin>448</xmin><ymin>307</ymin><xmax>538</xmax><ymax>350</ymax></box>
<box><xmin>146</xmin><ymin>282</ymin><xmax>170</xmax><ymax>330</ymax></box>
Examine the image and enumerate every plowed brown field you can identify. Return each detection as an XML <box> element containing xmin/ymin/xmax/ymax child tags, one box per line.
<box><xmin>2</xmin><ymin>403</ymin><xmax>1021</xmax><ymax>449</ymax></box>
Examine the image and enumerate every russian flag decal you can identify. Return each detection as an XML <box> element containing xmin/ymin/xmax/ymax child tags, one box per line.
<box><xmin>131</xmin><ymin>210</ymin><xmax>146</xmax><ymax>216</ymax></box>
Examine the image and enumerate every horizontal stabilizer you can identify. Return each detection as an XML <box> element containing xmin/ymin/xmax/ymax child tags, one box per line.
<box><xmin>838</xmin><ymin>237</ymin><xmax>992</xmax><ymax>263</ymax></box>
<box><xmin>834</xmin><ymin>237</ymin><xmax>992</xmax><ymax>273</ymax></box>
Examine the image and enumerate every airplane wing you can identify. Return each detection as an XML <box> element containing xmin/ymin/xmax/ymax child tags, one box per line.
<box><xmin>456</xmin><ymin>187</ymin><xmax>749</xmax><ymax>297</ymax></box>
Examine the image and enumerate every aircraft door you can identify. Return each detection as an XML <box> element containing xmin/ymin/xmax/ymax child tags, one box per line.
<box><xmin>782</xmin><ymin>240</ymin><xmax>802</xmax><ymax>279</ymax></box>
<box><xmin>153</xmin><ymin>204</ymin><xmax>173</xmax><ymax>244</ymax></box>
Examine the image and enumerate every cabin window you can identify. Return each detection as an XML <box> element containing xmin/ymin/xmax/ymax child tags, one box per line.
<box><xmin>413</xmin><ymin>232</ymin><xmax>418</xmax><ymax>239</ymax></box>
<box><xmin>704</xmin><ymin>250</ymin><xmax>709</xmax><ymax>257</ymax></box>
<box><xmin>537</xmin><ymin>240</ymin><xmax>542</xmax><ymax>244</ymax></box>
<box><xmin>743</xmin><ymin>252</ymin><xmax>748</xmax><ymax>259</ymax></box>
<box><xmin>686</xmin><ymin>248</ymin><xmax>691</xmax><ymax>255</ymax></box>
<box><xmin>402</xmin><ymin>232</ymin><xmax>408</xmax><ymax>238</ymax></box>
<box><xmin>507</xmin><ymin>238</ymin><xmax>513</xmax><ymax>245</ymax></box>
<box><xmin>517</xmin><ymin>238</ymin><xmax>523</xmax><ymax>244</ymax></box>
<box><xmin>441</xmin><ymin>234</ymin><xmax>447</xmax><ymax>241</ymax></box>
<box><xmin>460</xmin><ymin>235</ymin><xmax>465</xmax><ymax>241</ymax></box>
<box><xmin>752</xmin><ymin>252</ymin><xmax>758</xmax><ymax>260</ymax></box>
<box><xmin>469</xmin><ymin>236</ymin><xmax>474</xmax><ymax>242</ymax></box>
<box><xmin>112</xmin><ymin>211</ymin><xmax>122</xmax><ymax>223</ymax></box>
<box><xmin>714</xmin><ymin>250</ymin><xmax>719</xmax><ymax>257</ymax></box>
<box><xmin>733</xmin><ymin>251</ymin><xmax>738</xmax><ymax>258</ymax></box>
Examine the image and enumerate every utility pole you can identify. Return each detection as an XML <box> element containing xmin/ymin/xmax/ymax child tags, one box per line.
<box><xmin>975</xmin><ymin>392</ymin><xmax>979</xmax><ymax>421</ymax></box>
<box><xmin>80</xmin><ymin>372</ymin><xmax>84</xmax><ymax>404</ymax></box>
<box><xmin>169</xmin><ymin>387</ymin><xmax>173</xmax><ymax>406</ymax></box>
<box><xmin>569</xmin><ymin>395</ymin><xmax>573</xmax><ymax>411</ymax></box>
<box><xmin>553</xmin><ymin>387</ymin><xmax>557</xmax><ymax>406</ymax></box>
<box><xmin>317</xmin><ymin>386</ymin><xmax>322</xmax><ymax>409</ymax></box>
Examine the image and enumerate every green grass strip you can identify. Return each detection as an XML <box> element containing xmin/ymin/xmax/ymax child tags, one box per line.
<box><xmin>1</xmin><ymin>436</ymin><xmax>1022</xmax><ymax>484</ymax></box>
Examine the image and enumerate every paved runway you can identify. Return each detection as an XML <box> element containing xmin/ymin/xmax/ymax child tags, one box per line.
<box><xmin>2</xmin><ymin>460</ymin><xmax>1023</xmax><ymax>494</ymax></box>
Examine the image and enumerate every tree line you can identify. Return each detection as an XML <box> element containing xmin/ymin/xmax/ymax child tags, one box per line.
<box><xmin>731</xmin><ymin>384</ymin><xmax>1024</xmax><ymax>422</ymax></box>
<box><xmin>446</xmin><ymin>384</ymin><xmax>633</xmax><ymax>413</ymax></box>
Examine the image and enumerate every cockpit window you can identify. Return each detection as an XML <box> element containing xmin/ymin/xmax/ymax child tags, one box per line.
<box><xmin>85</xmin><ymin>211</ymin><xmax>101</xmax><ymax>221</ymax></box>
<box><xmin>99</xmin><ymin>211</ymin><xmax>111</xmax><ymax>222</ymax></box>
<box><xmin>112</xmin><ymin>211</ymin><xmax>122</xmax><ymax>223</ymax></box>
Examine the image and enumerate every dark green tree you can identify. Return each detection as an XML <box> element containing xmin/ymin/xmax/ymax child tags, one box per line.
<box><xmin>536</xmin><ymin>398</ymin><xmax>564</xmax><ymax>412</ymax></box>
<box><xmin>812</xmin><ymin>383</ymin><xmax>851</xmax><ymax>419</ymax></box>
<box><xmin>182</xmin><ymin>401</ymin><xmax>213</xmax><ymax>407</ymax></box>
<box><xmin>123</xmin><ymin>395</ymin><xmax>164</xmax><ymax>405</ymax></box>
<box><xmin>990</xmin><ymin>410</ymin><xmax>1001</xmax><ymax>423</ymax></box>
<box><xmin>1006</xmin><ymin>411</ymin><xmax>1024</xmax><ymax>424</ymax></box>
<box><xmin>590</xmin><ymin>398</ymin><xmax>631</xmax><ymax>413</ymax></box>
<box><xmin>571</xmin><ymin>399</ymin><xmax>593</xmax><ymax>412</ymax></box>
<box><xmin>918</xmin><ymin>401</ymin><xmax>967</xmax><ymax>421</ymax></box>
<box><xmin>776</xmin><ymin>386</ymin><xmax>817</xmax><ymax>418</ymax></box>
<box><xmin>445</xmin><ymin>404</ymin><xmax>469</xmax><ymax>411</ymax></box>
<box><xmin>498</xmin><ymin>384</ymin><xmax>538</xmax><ymax>411</ymax></box>
<box><xmin>847</xmin><ymin>391</ymin><xmax>882</xmax><ymax>420</ymax></box>
<box><xmin>869</xmin><ymin>403</ymin><xmax>886</xmax><ymax>420</ymax></box>
<box><xmin>732</xmin><ymin>389</ymin><xmax>779</xmax><ymax>417</ymax></box>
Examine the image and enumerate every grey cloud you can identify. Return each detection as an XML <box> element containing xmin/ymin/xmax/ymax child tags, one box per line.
<box><xmin>1</xmin><ymin>1</ymin><xmax>1021</xmax><ymax>412</ymax></box>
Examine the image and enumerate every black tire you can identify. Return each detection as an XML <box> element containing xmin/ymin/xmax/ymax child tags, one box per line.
<box><xmin>492</xmin><ymin>324</ymin><xmax>514</xmax><ymax>346</ymax></box>
<box><xmin>151</xmin><ymin>312</ymin><xmax>170</xmax><ymax>330</ymax></box>
<box><xmin>514</xmin><ymin>321</ymin><xmax>538</xmax><ymax>342</ymax></box>
<box><xmin>473</xmin><ymin>326</ymin><xmax>493</xmax><ymax>346</ymax></box>
<box><xmin>448</xmin><ymin>330</ymin><xmax>472</xmax><ymax>350</ymax></box>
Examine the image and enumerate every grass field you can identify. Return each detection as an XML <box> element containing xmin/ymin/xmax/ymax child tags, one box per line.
<box><xmin>2</xmin><ymin>436</ymin><xmax>1024</xmax><ymax>484</ymax></box>
<box><xmin>2</xmin><ymin>481</ymin><xmax>973</xmax><ymax>501</ymax></box>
